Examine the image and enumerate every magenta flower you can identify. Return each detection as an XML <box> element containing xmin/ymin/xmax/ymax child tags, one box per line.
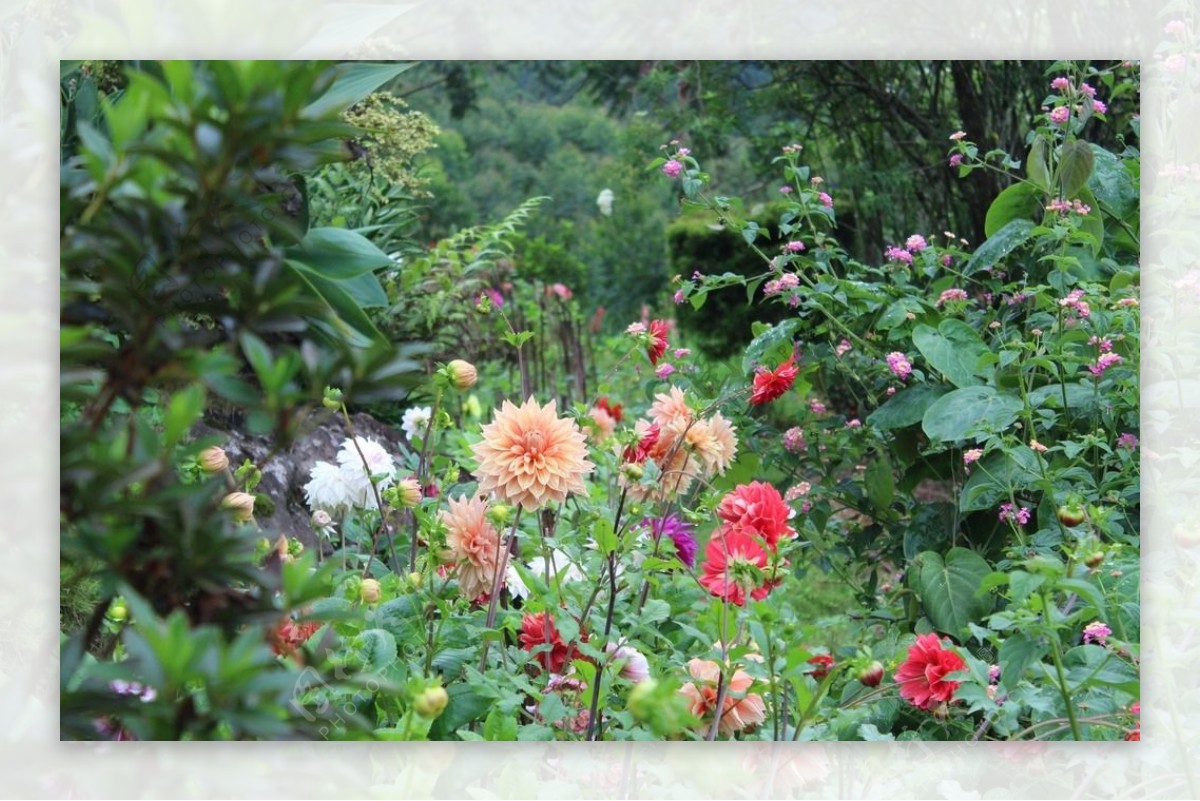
<box><xmin>809</xmin><ymin>400</ymin><xmax>826</xmax><ymax>415</ymax></box>
<box><xmin>1050</xmin><ymin>76</ymin><xmax>1071</xmax><ymax>92</ymax></box>
<box><xmin>949</xmin><ymin>153</ymin><xmax>964</xmax><ymax>168</ymax></box>
<box><xmin>1050</xmin><ymin>106</ymin><xmax>1070</xmax><ymax>125</ymax></box>
<box><xmin>905</xmin><ymin>234</ymin><xmax>928</xmax><ymax>253</ymax></box>
<box><xmin>640</xmin><ymin>514</ymin><xmax>698</xmax><ymax>568</ymax></box>
<box><xmin>1092</xmin><ymin>99</ymin><xmax>1107</xmax><ymax>114</ymax></box>
<box><xmin>662</xmin><ymin>159</ymin><xmax>684</xmax><ymax>178</ymax></box>
<box><xmin>1088</xmin><ymin>353</ymin><xmax>1124</xmax><ymax>376</ymax></box>
<box><xmin>1117</xmin><ymin>432</ymin><xmax>1139</xmax><ymax>450</ymax></box>
<box><xmin>886</xmin><ymin>351</ymin><xmax>913</xmax><ymax>382</ymax></box>
<box><xmin>655</xmin><ymin>363</ymin><xmax>676</xmax><ymax>379</ymax></box>
<box><xmin>783</xmin><ymin>426</ymin><xmax>805</xmax><ymax>453</ymax></box>
<box><xmin>779</xmin><ymin>185</ymin><xmax>793</xmax><ymax>195</ymax></box>
<box><xmin>673</xmin><ymin>289</ymin><xmax>686</xmax><ymax>304</ymax></box>
<box><xmin>999</xmin><ymin>502</ymin><xmax>1031</xmax><ymax>526</ymax></box>
<box><xmin>785</xmin><ymin>240</ymin><xmax>806</xmax><ymax>253</ymax></box>
<box><xmin>818</xmin><ymin>191</ymin><xmax>833</xmax><ymax>207</ymax></box>
<box><xmin>936</xmin><ymin>288</ymin><xmax>969</xmax><ymax>306</ymax></box>
<box><xmin>963</xmin><ymin>448</ymin><xmax>983</xmax><ymax>468</ymax></box>
<box><xmin>885</xmin><ymin>246</ymin><xmax>913</xmax><ymax>265</ymax></box>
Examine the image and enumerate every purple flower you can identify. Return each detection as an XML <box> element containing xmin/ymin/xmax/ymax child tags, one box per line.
<box><xmin>818</xmin><ymin>192</ymin><xmax>833</xmax><ymax>207</ymax></box>
<box><xmin>886</xmin><ymin>351</ymin><xmax>913</xmax><ymax>381</ymax></box>
<box><xmin>949</xmin><ymin>153</ymin><xmax>964</xmax><ymax>168</ymax></box>
<box><xmin>779</xmin><ymin>185</ymin><xmax>793</xmax><ymax>195</ymax></box>
<box><xmin>999</xmin><ymin>502</ymin><xmax>1031</xmax><ymax>526</ymax></box>
<box><xmin>783</xmin><ymin>426</ymin><xmax>805</xmax><ymax>453</ymax></box>
<box><xmin>662</xmin><ymin>159</ymin><xmax>683</xmax><ymax>178</ymax></box>
<box><xmin>1117</xmin><ymin>432</ymin><xmax>1139</xmax><ymax>450</ymax></box>
<box><xmin>641</xmin><ymin>514</ymin><xmax>697</xmax><ymax>568</ymax></box>
<box><xmin>885</xmin><ymin>246</ymin><xmax>913</xmax><ymax>265</ymax></box>
<box><xmin>655</xmin><ymin>363</ymin><xmax>676</xmax><ymax>379</ymax></box>
<box><xmin>1089</xmin><ymin>353</ymin><xmax>1124</xmax><ymax>376</ymax></box>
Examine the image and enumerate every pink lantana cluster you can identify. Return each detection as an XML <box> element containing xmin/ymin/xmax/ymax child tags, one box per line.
<box><xmin>886</xmin><ymin>351</ymin><xmax>913</xmax><ymax>381</ymax></box>
<box><xmin>885</xmin><ymin>246</ymin><xmax>913</xmax><ymax>265</ymax></box>
<box><xmin>1046</xmin><ymin>198</ymin><xmax>1092</xmax><ymax>215</ymax></box>
<box><xmin>935</xmin><ymin>288</ymin><xmax>969</xmax><ymax>307</ymax></box>
<box><xmin>764</xmin><ymin>273</ymin><xmax>800</xmax><ymax>296</ymax></box>
<box><xmin>998</xmin><ymin>502</ymin><xmax>1031</xmax><ymax>526</ymax></box>
<box><xmin>1089</xmin><ymin>352</ymin><xmax>1124</xmax><ymax>376</ymax></box>
<box><xmin>1059</xmin><ymin>289</ymin><xmax>1091</xmax><ymax>320</ymax></box>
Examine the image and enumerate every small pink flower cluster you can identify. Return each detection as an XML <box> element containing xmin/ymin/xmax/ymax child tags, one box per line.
<box><xmin>1059</xmin><ymin>289</ymin><xmax>1091</xmax><ymax>319</ymax></box>
<box><xmin>817</xmin><ymin>191</ymin><xmax>833</xmax><ymax>207</ymax></box>
<box><xmin>835</xmin><ymin>339</ymin><xmax>852</xmax><ymax>357</ymax></box>
<box><xmin>662</xmin><ymin>159</ymin><xmax>683</xmax><ymax>178</ymax></box>
<box><xmin>1050</xmin><ymin>106</ymin><xmax>1071</xmax><ymax>125</ymax></box>
<box><xmin>884</xmin><ymin>245</ymin><xmax>913</xmax><ymax>265</ymax></box>
<box><xmin>1089</xmin><ymin>352</ymin><xmax>1124</xmax><ymax>376</ymax></box>
<box><xmin>779</xmin><ymin>185</ymin><xmax>793</xmax><ymax>195</ymax></box>
<box><xmin>784</xmin><ymin>240</ymin><xmax>806</xmax><ymax>253</ymax></box>
<box><xmin>935</xmin><ymin>288</ymin><xmax>969</xmax><ymax>306</ymax></box>
<box><xmin>963</xmin><ymin>448</ymin><xmax>983</xmax><ymax>472</ymax></box>
<box><xmin>886</xmin><ymin>351</ymin><xmax>913</xmax><ymax>381</ymax></box>
<box><xmin>1082</xmin><ymin>620</ymin><xmax>1112</xmax><ymax>646</ymax></box>
<box><xmin>1089</xmin><ymin>335</ymin><xmax>1114</xmax><ymax>352</ymax></box>
<box><xmin>783</xmin><ymin>426</ymin><xmax>805</xmax><ymax>453</ymax></box>
<box><xmin>998</xmin><ymin>502</ymin><xmax>1031</xmax><ymax>526</ymax></box>
<box><xmin>785</xmin><ymin>481</ymin><xmax>811</xmax><ymax>501</ymax></box>
<box><xmin>905</xmin><ymin>234</ymin><xmax>928</xmax><ymax>253</ymax></box>
<box><xmin>949</xmin><ymin>153</ymin><xmax>964</xmax><ymax>168</ymax></box>
<box><xmin>1117</xmin><ymin>432</ymin><xmax>1139</xmax><ymax>450</ymax></box>
<box><xmin>781</xmin><ymin>142</ymin><xmax>803</xmax><ymax>154</ymax></box>
<box><xmin>1046</xmin><ymin>197</ymin><xmax>1092</xmax><ymax>215</ymax></box>
<box><xmin>809</xmin><ymin>399</ymin><xmax>826</xmax><ymax>414</ymax></box>
<box><xmin>764</xmin><ymin>273</ymin><xmax>800</xmax><ymax>296</ymax></box>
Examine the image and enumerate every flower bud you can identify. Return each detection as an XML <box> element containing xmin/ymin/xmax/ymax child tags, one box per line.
<box><xmin>486</xmin><ymin>502</ymin><xmax>513</xmax><ymax>527</ymax></box>
<box><xmin>621</xmin><ymin>462</ymin><xmax>645</xmax><ymax>482</ymax></box>
<box><xmin>858</xmin><ymin>660</ymin><xmax>884</xmax><ymax>688</ymax></box>
<box><xmin>395</xmin><ymin>478</ymin><xmax>422</xmax><ymax>509</ymax></box>
<box><xmin>407</xmin><ymin>571</ymin><xmax>424</xmax><ymax>589</ymax></box>
<box><xmin>414</xmin><ymin>685</ymin><xmax>449</xmax><ymax>719</ymax></box>
<box><xmin>199</xmin><ymin>446</ymin><xmax>229</xmax><ymax>473</ymax></box>
<box><xmin>221</xmin><ymin>491</ymin><xmax>256</xmax><ymax>522</ymax></box>
<box><xmin>446</xmin><ymin>359</ymin><xmax>478</xmax><ymax>390</ymax></box>
<box><xmin>360</xmin><ymin>578</ymin><xmax>382</xmax><ymax>605</ymax></box>
<box><xmin>322</xmin><ymin>386</ymin><xmax>344</xmax><ymax>410</ymax></box>
<box><xmin>107</xmin><ymin>599</ymin><xmax>128</xmax><ymax>623</ymax></box>
<box><xmin>1084</xmin><ymin>551</ymin><xmax>1105</xmax><ymax>569</ymax></box>
<box><xmin>627</xmin><ymin>677</ymin><xmax>659</xmax><ymax>719</ymax></box>
<box><xmin>311</xmin><ymin>509</ymin><xmax>333</xmax><ymax>528</ymax></box>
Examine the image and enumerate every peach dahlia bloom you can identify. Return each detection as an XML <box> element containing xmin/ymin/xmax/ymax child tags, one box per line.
<box><xmin>440</xmin><ymin>494</ymin><xmax>501</xmax><ymax>601</ymax></box>
<box><xmin>686</xmin><ymin>412</ymin><xmax>738</xmax><ymax>476</ymax></box>
<box><xmin>472</xmin><ymin>397</ymin><xmax>594</xmax><ymax>510</ymax></box>
<box><xmin>679</xmin><ymin>658</ymin><xmax>767</xmax><ymax>737</ymax></box>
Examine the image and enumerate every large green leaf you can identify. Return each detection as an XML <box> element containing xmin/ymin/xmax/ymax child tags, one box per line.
<box><xmin>911</xmin><ymin>548</ymin><xmax>994</xmax><ymax>638</ymax></box>
<box><xmin>1026</xmin><ymin>136</ymin><xmax>1051</xmax><ymax>191</ymax></box>
<box><xmin>304</xmin><ymin>61</ymin><xmax>417</xmax><ymax>118</ymax></box>
<box><xmin>965</xmin><ymin>219</ymin><xmax>1035</xmax><ymax>275</ymax></box>
<box><xmin>922</xmin><ymin>386</ymin><xmax>1023</xmax><ymax>443</ymax></box>
<box><xmin>1087</xmin><ymin>144</ymin><xmax>1138</xmax><ymax>221</ymax></box>
<box><xmin>1059</xmin><ymin>139</ymin><xmax>1095</xmax><ymax>198</ymax></box>
<box><xmin>285</xmin><ymin>227</ymin><xmax>395</xmax><ymax>279</ymax></box>
<box><xmin>999</xmin><ymin>632</ymin><xmax>1047</xmax><ymax>688</ymax></box>
<box><xmin>867</xmin><ymin>384</ymin><xmax>951</xmax><ymax>430</ymax></box>
<box><xmin>959</xmin><ymin>446</ymin><xmax>1042</xmax><ymax>513</ymax></box>
<box><xmin>352</xmin><ymin>628</ymin><xmax>397</xmax><ymax>673</ymax></box>
<box><xmin>984</xmin><ymin>182</ymin><xmax>1042</xmax><ymax>238</ymax></box>
<box><xmin>912</xmin><ymin>319</ymin><xmax>989</xmax><ymax>388</ymax></box>
<box><xmin>285</xmin><ymin>262</ymin><xmax>386</xmax><ymax>343</ymax></box>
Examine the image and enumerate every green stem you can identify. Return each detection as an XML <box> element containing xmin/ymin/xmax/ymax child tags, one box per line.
<box><xmin>1041</xmin><ymin>590</ymin><xmax>1083</xmax><ymax>740</ymax></box>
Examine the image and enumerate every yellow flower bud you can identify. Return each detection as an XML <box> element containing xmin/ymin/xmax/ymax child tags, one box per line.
<box><xmin>396</xmin><ymin>478</ymin><xmax>422</xmax><ymax>509</ymax></box>
<box><xmin>407</xmin><ymin>571</ymin><xmax>424</xmax><ymax>589</ymax></box>
<box><xmin>446</xmin><ymin>359</ymin><xmax>478</xmax><ymax>390</ymax></box>
<box><xmin>360</xmin><ymin>578</ymin><xmax>382</xmax><ymax>604</ymax></box>
<box><xmin>413</xmin><ymin>685</ymin><xmax>449</xmax><ymax>719</ymax></box>
<box><xmin>221</xmin><ymin>491</ymin><xmax>256</xmax><ymax>522</ymax></box>
<box><xmin>199</xmin><ymin>446</ymin><xmax>229</xmax><ymax>473</ymax></box>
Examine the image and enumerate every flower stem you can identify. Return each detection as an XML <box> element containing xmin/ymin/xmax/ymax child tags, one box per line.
<box><xmin>1041</xmin><ymin>590</ymin><xmax>1083</xmax><ymax>740</ymax></box>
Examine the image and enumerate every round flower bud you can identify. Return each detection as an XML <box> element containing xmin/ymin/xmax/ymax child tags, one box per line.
<box><xmin>1084</xmin><ymin>551</ymin><xmax>1105</xmax><ymax>569</ymax></box>
<box><xmin>486</xmin><ymin>502</ymin><xmax>513</xmax><ymax>527</ymax></box>
<box><xmin>407</xmin><ymin>571</ymin><xmax>424</xmax><ymax>590</ymax></box>
<box><xmin>396</xmin><ymin>478</ymin><xmax>422</xmax><ymax>509</ymax></box>
<box><xmin>414</xmin><ymin>685</ymin><xmax>449</xmax><ymax>719</ymax></box>
<box><xmin>107</xmin><ymin>599</ymin><xmax>128</xmax><ymax>623</ymax></box>
<box><xmin>858</xmin><ymin>660</ymin><xmax>885</xmax><ymax>688</ymax></box>
<box><xmin>311</xmin><ymin>509</ymin><xmax>333</xmax><ymax>528</ymax></box>
<box><xmin>322</xmin><ymin>386</ymin><xmax>344</xmax><ymax>410</ymax></box>
<box><xmin>627</xmin><ymin>677</ymin><xmax>659</xmax><ymax>719</ymax></box>
<box><xmin>199</xmin><ymin>446</ymin><xmax>229</xmax><ymax>473</ymax></box>
<box><xmin>621</xmin><ymin>462</ymin><xmax>645</xmax><ymax>482</ymax></box>
<box><xmin>360</xmin><ymin>578</ymin><xmax>382</xmax><ymax>605</ymax></box>
<box><xmin>221</xmin><ymin>491</ymin><xmax>256</xmax><ymax>522</ymax></box>
<box><xmin>446</xmin><ymin>359</ymin><xmax>478</xmax><ymax>390</ymax></box>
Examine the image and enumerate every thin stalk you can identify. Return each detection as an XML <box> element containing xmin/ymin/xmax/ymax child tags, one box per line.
<box><xmin>1041</xmin><ymin>589</ymin><xmax>1083</xmax><ymax>740</ymax></box>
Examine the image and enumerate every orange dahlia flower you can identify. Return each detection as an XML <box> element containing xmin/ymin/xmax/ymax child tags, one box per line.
<box><xmin>472</xmin><ymin>397</ymin><xmax>594</xmax><ymax>511</ymax></box>
<box><xmin>440</xmin><ymin>494</ymin><xmax>501</xmax><ymax>601</ymax></box>
<box><xmin>679</xmin><ymin>657</ymin><xmax>766</xmax><ymax>737</ymax></box>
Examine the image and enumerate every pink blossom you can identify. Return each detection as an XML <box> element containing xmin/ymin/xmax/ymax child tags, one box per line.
<box><xmin>886</xmin><ymin>351</ymin><xmax>913</xmax><ymax>381</ymax></box>
<box><xmin>936</xmin><ymin>288</ymin><xmax>969</xmax><ymax>306</ymax></box>
<box><xmin>673</xmin><ymin>289</ymin><xmax>686</xmax><ymax>304</ymax></box>
<box><xmin>835</xmin><ymin>339</ymin><xmax>852</xmax><ymax>357</ymax></box>
<box><xmin>673</xmin><ymin>348</ymin><xmax>691</xmax><ymax>359</ymax></box>
<box><xmin>886</xmin><ymin>386</ymin><xmax>896</xmax><ymax>396</ymax></box>
<box><xmin>1165</xmin><ymin>19</ymin><xmax>1186</xmax><ymax>35</ymax></box>
<box><xmin>949</xmin><ymin>130</ymin><xmax>967</xmax><ymax>141</ymax></box>
<box><xmin>1050</xmin><ymin>106</ymin><xmax>1070</xmax><ymax>125</ymax></box>
<box><xmin>1050</xmin><ymin>76</ymin><xmax>1071</xmax><ymax>92</ymax></box>
<box><xmin>1079</xmin><ymin>83</ymin><xmax>1097</xmax><ymax>99</ymax></box>
<box><xmin>949</xmin><ymin>153</ymin><xmax>963</xmax><ymax>168</ymax></box>
<box><xmin>1166</xmin><ymin>54</ymin><xmax>1187</xmax><ymax>73</ymax></box>
<box><xmin>1117</xmin><ymin>432</ymin><xmax>1139</xmax><ymax>450</ymax></box>
<box><xmin>998</xmin><ymin>502</ymin><xmax>1031</xmax><ymax>526</ymax></box>
<box><xmin>626</xmin><ymin>322</ymin><xmax>647</xmax><ymax>336</ymax></box>
<box><xmin>1092</xmin><ymin>99</ymin><xmax>1107</xmax><ymax>114</ymax></box>
<box><xmin>1089</xmin><ymin>335</ymin><xmax>1113</xmax><ymax>353</ymax></box>
<box><xmin>656</xmin><ymin>363</ymin><xmax>676</xmax><ymax>379</ymax></box>
<box><xmin>941</xmin><ymin>254</ymin><xmax>952</xmax><ymax>267</ymax></box>
<box><xmin>885</xmin><ymin>246</ymin><xmax>913</xmax><ymax>265</ymax></box>
<box><xmin>1088</xmin><ymin>352</ymin><xmax>1124</xmax><ymax>376</ymax></box>
<box><xmin>1030</xmin><ymin>439</ymin><xmax>1048</xmax><ymax>453</ymax></box>
<box><xmin>548</xmin><ymin>282</ymin><xmax>573</xmax><ymax>300</ymax></box>
<box><xmin>905</xmin><ymin>234</ymin><xmax>928</xmax><ymax>253</ymax></box>
<box><xmin>676</xmin><ymin>147</ymin><xmax>691</xmax><ymax>157</ymax></box>
<box><xmin>809</xmin><ymin>400</ymin><xmax>826</xmax><ymax>414</ymax></box>
<box><xmin>662</xmin><ymin>159</ymin><xmax>684</xmax><ymax>178</ymax></box>
<box><xmin>785</xmin><ymin>240</ymin><xmax>806</xmax><ymax>253</ymax></box>
<box><xmin>818</xmin><ymin>192</ymin><xmax>833</xmax><ymax>207</ymax></box>
<box><xmin>963</xmin><ymin>448</ymin><xmax>983</xmax><ymax>467</ymax></box>
<box><xmin>783</xmin><ymin>426</ymin><xmax>805</xmax><ymax>453</ymax></box>
<box><xmin>846</xmin><ymin>418</ymin><xmax>861</xmax><ymax>428</ymax></box>
<box><xmin>988</xmin><ymin>664</ymin><xmax>1001</xmax><ymax>683</ymax></box>
<box><xmin>779</xmin><ymin>185</ymin><xmax>793</xmax><ymax>195</ymax></box>
<box><xmin>1082</xmin><ymin>621</ymin><xmax>1112</xmax><ymax>645</ymax></box>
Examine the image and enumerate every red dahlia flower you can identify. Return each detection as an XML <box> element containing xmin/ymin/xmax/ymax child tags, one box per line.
<box><xmin>716</xmin><ymin>481</ymin><xmax>796</xmax><ymax>549</ymax></box>
<box><xmin>750</xmin><ymin>352</ymin><xmax>799</xmax><ymax>405</ymax></box>
<box><xmin>807</xmin><ymin>654</ymin><xmax>835</xmax><ymax>680</ymax></box>
<box><xmin>893</xmin><ymin>633</ymin><xmax>966</xmax><ymax>710</ymax></box>
<box><xmin>647</xmin><ymin>320</ymin><xmax>669</xmax><ymax>366</ymax></box>
<box><xmin>622</xmin><ymin>422</ymin><xmax>661</xmax><ymax>464</ymax></box>
<box><xmin>519</xmin><ymin>611</ymin><xmax>571</xmax><ymax>673</ymax></box>
<box><xmin>699</xmin><ymin>524</ymin><xmax>778</xmax><ymax>606</ymax></box>
<box><xmin>596</xmin><ymin>396</ymin><xmax>623</xmax><ymax>423</ymax></box>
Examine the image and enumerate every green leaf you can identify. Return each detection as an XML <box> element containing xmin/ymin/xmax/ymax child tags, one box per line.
<box><xmin>429</xmin><ymin>682</ymin><xmax>491</xmax><ymax>739</ymax></box>
<box><xmin>923</xmin><ymin>386</ymin><xmax>1023</xmax><ymax>444</ymax></box>
<box><xmin>285</xmin><ymin>227</ymin><xmax>394</xmax><ymax>279</ymax></box>
<box><xmin>912</xmin><ymin>319</ymin><xmax>989</xmax><ymax>388</ymax></box>
<box><xmin>594</xmin><ymin>517</ymin><xmax>617</xmax><ymax>556</ymax></box>
<box><xmin>965</xmin><ymin>219</ymin><xmax>1035</xmax><ymax>275</ymax></box>
<box><xmin>304</xmin><ymin>62</ymin><xmax>417</xmax><ymax>118</ymax></box>
<box><xmin>867</xmin><ymin>384</ymin><xmax>950</xmax><ymax>430</ymax></box>
<box><xmin>958</xmin><ymin>446</ymin><xmax>1042</xmax><ymax>513</ymax></box>
<box><xmin>1027</xmin><ymin>136</ymin><xmax>1051</xmax><ymax>191</ymax></box>
<box><xmin>865</xmin><ymin>457</ymin><xmax>894</xmax><ymax>515</ymax></box>
<box><xmin>1059</xmin><ymin>139</ymin><xmax>1095</xmax><ymax>198</ymax></box>
<box><xmin>483</xmin><ymin>707</ymin><xmax>519</xmax><ymax>741</ymax></box>
<box><xmin>1087</xmin><ymin>144</ymin><xmax>1138</xmax><ymax>221</ymax></box>
<box><xmin>285</xmin><ymin>262</ymin><xmax>386</xmax><ymax>344</ymax></box>
<box><xmin>985</xmin><ymin>183</ymin><xmax>1042</xmax><ymax>238</ymax></box>
<box><xmin>999</xmin><ymin>632</ymin><xmax>1047</xmax><ymax>688</ymax></box>
<box><xmin>911</xmin><ymin>548</ymin><xmax>994</xmax><ymax>638</ymax></box>
<box><xmin>352</xmin><ymin>628</ymin><xmax>398</xmax><ymax>673</ymax></box>
<box><xmin>742</xmin><ymin>319</ymin><xmax>799</xmax><ymax>374</ymax></box>
<box><xmin>163</xmin><ymin>383</ymin><xmax>206</xmax><ymax>447</ymax></box>
<box><xmin>370</xmin><ymin>596</ymin><xmax>419</xmax><ymax>637</ymax></box>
